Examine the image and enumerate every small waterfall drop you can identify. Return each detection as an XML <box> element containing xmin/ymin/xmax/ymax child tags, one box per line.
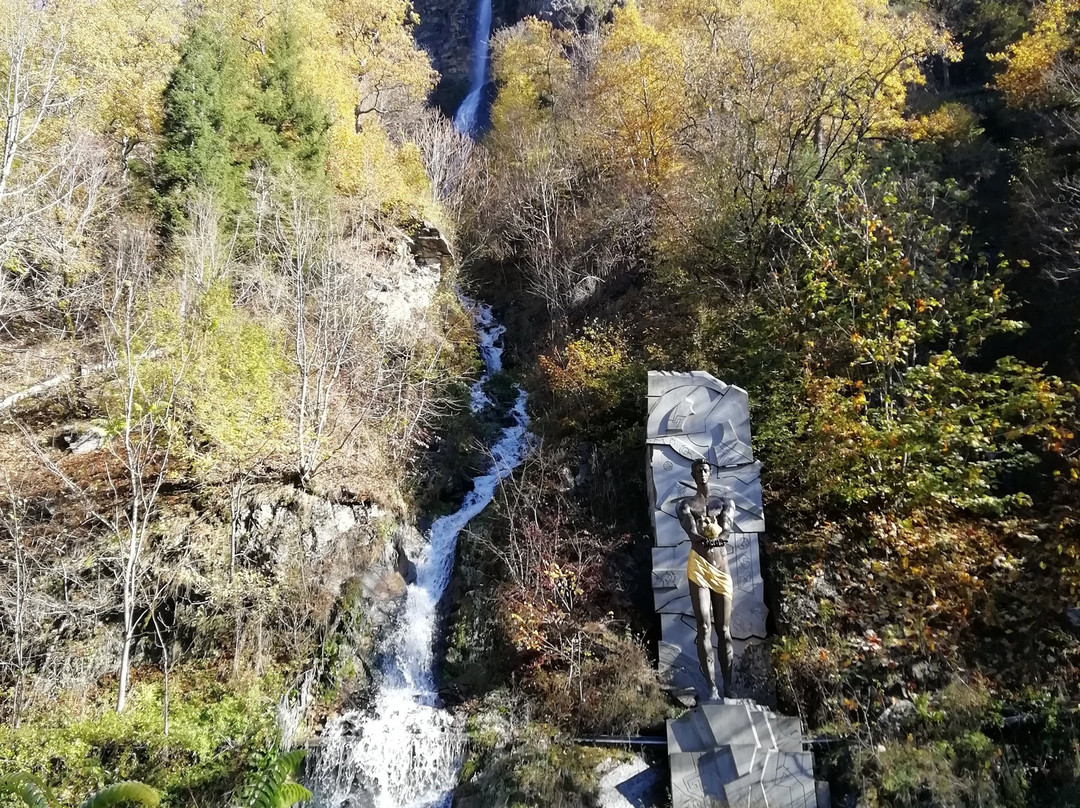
<box><xmin>453</xmin><ymin>0</ymin><xmax>493</xmax><ymax>135</ymax></box>
<box><xmin>310</xmin><ymin>298</ymin><xmax>530</xmax><ymax>808</ymax></box>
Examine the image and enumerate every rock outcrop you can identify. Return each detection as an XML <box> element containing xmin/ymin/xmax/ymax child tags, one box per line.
<box><xmin>237</xmin><ymin>487</ymin><xmax>423</xmax><ymax>631</ymax></box>
<box><xmin>338</xmin><ymin>220</ymin><xmax>451</xmax><ymax>341</ymax></box>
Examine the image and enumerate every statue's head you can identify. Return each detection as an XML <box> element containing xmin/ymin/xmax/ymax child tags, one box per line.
<box><xmin>691</xmin><ymin>458</ymin><xmax>711</xmax><ymax>484</ymax></box>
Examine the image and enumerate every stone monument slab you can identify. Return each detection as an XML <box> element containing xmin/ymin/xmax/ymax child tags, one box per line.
<box><xmin>648</xmin><ymin>371</ymin><xmax>823</xmax><ymax>807</ymax></box>
<box><xmin>649</xmin><ymin>449</ymin><xmax>765</xmax><ymax>533</ymax></box>
<box><xmin>723</xmin><ymin>751</ymin><xmax>817</xmax><ymax>808</ymax></box>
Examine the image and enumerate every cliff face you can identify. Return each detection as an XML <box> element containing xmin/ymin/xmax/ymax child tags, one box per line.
<box><xmin>411</xmin><ymin>0</ymin><xmax>477</xmax><ymax>111</ymax></box>
<box><xmin>0</xmin><ymin>217</ymin><xmax>465</xmax><ymax>722</ymax></box>
<box><xmin>412</xmin><ymin>0</ymin><xmax>604</xmax><ymax>113</ymax></box>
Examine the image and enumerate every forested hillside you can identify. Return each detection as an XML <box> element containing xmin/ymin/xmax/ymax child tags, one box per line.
<box><xmin>445</xmin><ymin>0</ymin><xmax>1080</xmax><ymax>805</ymax></box>
<box><xmin>0</xmin><ymin>0</ymin><xmax>480</xmax><ymax>804</ymax></box>
<box><xmin>1</xmin><ymin>0</ymin><xmax>1079</xmax><ymax>805</ymax></box>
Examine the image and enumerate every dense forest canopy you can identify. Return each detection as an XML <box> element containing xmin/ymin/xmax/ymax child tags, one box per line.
<box><xmin>0</xmin><ymin>0</ymin><xmax>477</xmax><ymax>802</ymax></box>
<box><xmin>454</xmin><ymin>0</ymin><xmax>1080</xmax><ymax>804</ymax></box>
<box><xmin>0</xmin><ymin>0</ymin><xmax>1078</xmax><ymax>805</ymax></box>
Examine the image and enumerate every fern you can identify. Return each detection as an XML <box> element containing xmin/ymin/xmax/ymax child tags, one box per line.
<box><xmin>0</xmin><ymin>773</ymin><xmax>53</xmax><ymax>808</ymax></box>
<box><xmin>272</xmin><ymin>782</ymin><xmax>312</xmax><ymax>808</ymax></box>
<box><xmin>240</xmin><ymin>749</ymin><xmax>311</xmax><ymax>808</ymax></box>
<box><xmin>77</xmin><ymin>782</ymin><xmax>160</xmax><ymax>808</ymax></box>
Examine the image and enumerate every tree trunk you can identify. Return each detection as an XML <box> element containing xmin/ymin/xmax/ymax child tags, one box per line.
<box><xmin>162</xmin><ymin>644</ymin><xmax>170</xmax><ymax>736</ymax></box>
<box><xmin>117</xmin><ymin>629</ymin><xmax>132</xmax><ymax>712</ymax></box>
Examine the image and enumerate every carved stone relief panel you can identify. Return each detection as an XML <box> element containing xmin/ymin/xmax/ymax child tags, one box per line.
<box><xmin>647</xmin><ymin>371</ymin><xmax>769</xmax><ymax>687</ymax></box>
<box><xmin>650</xmin><ymin>446</ymin><xmax>765</xmax><ymax>534</ymax></box>
<box><xmin>647</xmin><ymin>372</ymin><xmax>754</xmax><ymax>469</ymax></box>
<box><xmin>649</xmin><ymin>372</ymin><xmax>821</xmax><ymax>808</ymax></box>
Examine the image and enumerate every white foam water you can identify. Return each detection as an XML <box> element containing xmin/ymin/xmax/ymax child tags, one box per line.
<box><xmin>310</xmin><ymin>297</ymin><xmax>530</xmax><ymax>808</ymax></box>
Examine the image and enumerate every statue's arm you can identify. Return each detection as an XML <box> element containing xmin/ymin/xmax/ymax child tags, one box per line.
<box><xmin>677</xmin><ymin>501</ymin><xmax>704</xmax><ymax>542</ymax></box>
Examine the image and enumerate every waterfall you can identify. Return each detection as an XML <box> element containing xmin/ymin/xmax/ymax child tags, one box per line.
<box><xmin>453</xmin><ymin>0</ymin><xmax>493</xmax><ymax>135</ymax></box>
<box><xmin>310</xmin><ymin>298</ymin><xmax>530</xmax><ymax>808</ymax></box>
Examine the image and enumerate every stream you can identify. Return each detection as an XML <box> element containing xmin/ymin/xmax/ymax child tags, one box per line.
<box><xmin>309</xmin><ymin>298</ymin><xmax>531</xmax><ymax>808</ymax></box>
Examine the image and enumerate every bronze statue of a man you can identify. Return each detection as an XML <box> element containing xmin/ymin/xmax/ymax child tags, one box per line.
<box><xmin>677</xmin><ymin>458</ymin><xmax>736</xmax><ymax>702</ymax></box>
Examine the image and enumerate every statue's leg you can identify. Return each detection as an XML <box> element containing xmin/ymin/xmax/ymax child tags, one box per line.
<box><xmin>712</xmin><ymin>591</ymin><xmax>734</xmax><ymax>697</ymax></box>
<box><xmin>689</xmin><ymin>580</ymin><xmax>717</xmax><ymax>699</ymax></box>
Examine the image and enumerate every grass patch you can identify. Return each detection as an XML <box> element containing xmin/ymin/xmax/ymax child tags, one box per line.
<box><xmin>0</xmin><ymin>665</ymin><xmax>281</xmax><ymax>807</ymax></box>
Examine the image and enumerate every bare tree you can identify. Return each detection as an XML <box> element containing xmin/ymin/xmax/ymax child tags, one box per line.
<box><xmin>0</xmin><ymin>475</ymin><xmax>30</xmax><ymax>727</ymax></box>
<box><xmin>267</xmin><ymin>189</ymin><xmax>369</xmax><ymax>487</ymax></box>
<box><xmin>0</xmin><ymin>3</ymin><xmax>110</xmax><ymax>269</ymax></box>
<box><xmin>26</xmin><ymin>225</ymin><xmax>189</xmax><ymax>713</ymax></box>
<box><xmin>103</xmin><ymin>226</ymin><xmax>189</xmax><ymax>712</ymax></box>
<box><xmin>471</xmin><ymin>123</ymin><xmax>650</xmax><ymax>328</ymax></box>
<box><xmin>394</xmin><ymin>107</ymin><xmax>476</xmax><ymax>220</ymax></box>
<box><xmin>175</xmin><ymin>192</ymin><xmax>238</xmax><ymax>315</ymax></box>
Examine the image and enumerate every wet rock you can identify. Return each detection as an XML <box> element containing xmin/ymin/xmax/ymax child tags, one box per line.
<box><xmin>360</xmin><ymin>565</ymin><xmax>408</xmax><ymax>611</ymax></box>
<box><xmin>395</xmin><ymin>539</ymin><xmax>418</xmax><ymax>585</ymax></box>
<box><xmin>394</xmin><ymin>523</ymin><xmax>425</xmax><ymax>558</ymax></box>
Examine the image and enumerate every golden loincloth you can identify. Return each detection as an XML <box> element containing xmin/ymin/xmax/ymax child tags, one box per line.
<box><xmin>687</xmin><ymin>548</ymin><xmax>733</xmax><ymax>599</ymax></box>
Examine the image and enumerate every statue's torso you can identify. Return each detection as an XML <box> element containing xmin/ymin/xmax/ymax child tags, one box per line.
<box><xmin>681</xmin><ymin>495</ymin><xmax>730</xmax><ymax>570</ymax></box>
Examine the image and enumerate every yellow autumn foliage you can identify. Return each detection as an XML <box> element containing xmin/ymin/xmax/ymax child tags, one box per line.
<box><xmin>907</xmin><ymin>102</ymin><xmax>982</xmax><ymax>143</ymax></box>
<box><xmin>589</xmin><ymin>1</ymin><xmax>687</xmax><ymax>181</ymax></box>
<box><xmin>490</xmin><ymin>18</ymin><xmax>572</xmax><ymax>139</ymax></box>
<box><xmin>62</xmin><ymin>0</ymin><xmax>184</xmax><ymax>149</ymax></box>
<box><xmin>991</xmin><ymin>0</ymin><xmax>1080</xmax><ymax>107</ymax></box>
<box><xmin>539</xmin><ymin>326</ymin><xmax>627</xmax><ymax>397</ymax></box>
<box><xmin>212</xmin><ymin>0</ymin><xmax>436</xmax><ymax>212</ymax></box>
<box><xmin>487</xmin><ymin>0</ymin><xmax>952</xmax><ymax>205</ymax></box>
<box><xmin>650</xmin><ymin>0</ymin><xmax>953</xmax><ymax>145</ymax></box>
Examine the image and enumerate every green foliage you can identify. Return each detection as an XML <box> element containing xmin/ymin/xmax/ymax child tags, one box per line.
<box><xmin>155</xmin><ymin>21</ymin><xmax>259</xmax><ymax>228</ymax></box>
<box><xmin>184</xmin><ymin>281</ymin><xmax>288</xmax><ymax>468</ymax></box>
<box><xmin>730</xmin><ymin>175</ymin><xmax>1074</xmax><ymax>513</ymax></box>
<box><xmin>77</xmin><ymin>782</ymin><xmax>160</xmax><ymax>808</ymax></box>
<box><xmin>842</xmin><ymin>680</ymin><xmax>1080</xmax><ymax>808</ymax></box>
<box><xmin>0</xmin><ymin>777</ymin><xmax>158</xmax><ymax>808</ymax></box>
<box><xmin>235</xmin><ymin>750</ymin><xmax>311</xmax><ymax>808</ymax></box>
<box><xmin>536</xmin><ymin>323</ymin><xmax>644</xmax><ymax>446</ymax></box>
<box><xmin>0</xmin><ymin>670</ymin><xmax>279</xmax><ymax>807</ymax></box>
<box><xmin>456</xmin><ymin>721</ymin><xmax>615</xmax><ymax>808</ymax></box>
<box><xmin>0</xmin><ymin>774</ymin><xmax>53</xmax><ymax>808</ymax></box>
<box><xmin>254</xmin><ymin>19</ymin><xmax>332</xmax><ymax>180</ymax></box>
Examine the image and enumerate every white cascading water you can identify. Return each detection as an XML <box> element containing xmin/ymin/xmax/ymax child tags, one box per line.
<box><xmin>453</xmin><ymin>0</ymin><xmax>493</xmax><ymax>134</ymax></box>
<box><xmin>310</xmin><ymin>298</ymin><xmax>530</xmax><ymax>808</ymax></box>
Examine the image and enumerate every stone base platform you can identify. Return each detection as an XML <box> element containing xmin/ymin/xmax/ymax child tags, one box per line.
<box><xmin>667</xmin><ymin>701</ymin><xmax>829</xmax><ymax>808</ymax></box>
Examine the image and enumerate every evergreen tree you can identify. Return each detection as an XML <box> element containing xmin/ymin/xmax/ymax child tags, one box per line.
<box><xmin>155</xmin><ymin>21</ymin><xmax>259</xmax><ymax>228</ymax></box>
<box><xmin>255</xmin><ymin>18</ymin><xmax>332</xmax><ymax>180</ymax></box>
